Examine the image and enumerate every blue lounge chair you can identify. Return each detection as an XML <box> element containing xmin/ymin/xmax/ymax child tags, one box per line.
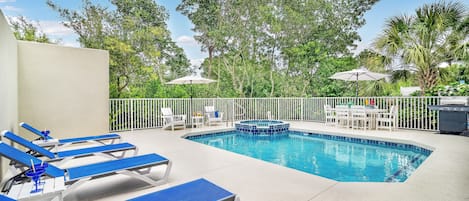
<box><xmin>20</xmin><ymin>122</ymin><xmax>121</xmax><ymax>147</ymax></box>
<box><xmin>127</xmin><ymin>178</ymin><xmax>237</xmax><ymax>201</ymax></box>
<box><xmin>0</xmin><ymin>141</ymin><xmax>171</xmax><ymax>197</ymax></box>
<box><xmin>0</xmin><ymin>194</ymin><xmax>15</xmax><ymax>201</ymax></box>
<box><xmin>1</xmin><ymin>130</ymin><xmax>137</xmax><ymax>167</ymax></box>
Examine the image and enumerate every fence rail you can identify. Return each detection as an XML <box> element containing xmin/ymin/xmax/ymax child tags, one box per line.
<box><xmin>109</xmin><ymin>97</ymin><xmax>444</xmax><ymax>132</ymax></box>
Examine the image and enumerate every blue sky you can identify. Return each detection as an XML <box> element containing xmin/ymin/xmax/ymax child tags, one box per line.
<box><xmin>1</xmin><ymin>0</ymin><xmax>467</xmax><ymax>67</ymax></box>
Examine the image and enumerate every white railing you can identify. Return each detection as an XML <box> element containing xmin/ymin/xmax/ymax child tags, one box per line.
<box><xmin>109</xmin><ymin>97</ymin><xmax>442</xmax><ymax>132</ymax></box>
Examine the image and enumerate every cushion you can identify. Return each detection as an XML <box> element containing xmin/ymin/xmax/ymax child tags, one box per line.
<box><xmin>214</xmin><ymin>111</ymin><xmax>219</xmax><ymax>118</ymax></box>
<box><xmin>208</xmin><ymin>112</ymin><xmax>216</xmax><ymax>118</ymax></box>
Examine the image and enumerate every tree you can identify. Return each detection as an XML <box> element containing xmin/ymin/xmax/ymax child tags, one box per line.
<box><xmin>178</xmin><ymin>0</ymin><xmax>377</xmax><ymax>97</ymax></box>
<box><xmin>374</xmin><ymin>1</ymin><xmax>468</xmax><ymax>94</ymax></box>
<box><xmin>47</xmin><ymin>0</ymin><xmax>190</xmax><ymax>98</ymax></box>
<box><xmin>9</xmin><ymin>16</ymin><xmax>52</xmax><ymax>43</ymax></box>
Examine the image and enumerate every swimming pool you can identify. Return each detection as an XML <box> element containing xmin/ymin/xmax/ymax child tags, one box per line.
<box><xmin>187</xmin><ymin>131</ymin><xmax>432</xmax><ymax>182</ymax></box>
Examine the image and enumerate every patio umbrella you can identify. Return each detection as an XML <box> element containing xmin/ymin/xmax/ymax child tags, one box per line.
<box><xmin>167</xmin><ymin>75</ymin><xmax>216</xmax><ymax>116</ymax></box>
<box><xmin>330</xmin><ymin>67</ymin><xmax>388</xmax><ymax>97</ymax></box>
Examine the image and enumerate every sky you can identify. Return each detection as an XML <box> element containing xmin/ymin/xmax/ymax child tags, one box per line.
<box><xmin>1</xmin><ymin>0</ymin><xmax>468</xmax><ymax>68</ymax></box>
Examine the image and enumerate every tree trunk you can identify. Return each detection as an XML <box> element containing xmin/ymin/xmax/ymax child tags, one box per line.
<box><xmin>418</xmin><ymin>67</ymin><xmax>438</xmax><ymax>94</ymax></box>
<box><xmin>208</xmin><ymin>45</ymin><xmax>214</xmax><ymax>77</ymax></box>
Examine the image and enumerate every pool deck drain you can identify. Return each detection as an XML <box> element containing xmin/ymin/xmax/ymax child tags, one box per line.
<box><xmin>55</xmin><ymin>121</ymin><xmax>469</xmax><ymax>201</ymax></box>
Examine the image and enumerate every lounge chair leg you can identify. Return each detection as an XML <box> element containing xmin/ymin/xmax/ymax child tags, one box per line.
<box><xmin>162</xmin><ymin>161</ymin><xmax>172</xmax><ymax>183</ymax></box>
<box><xmin>51</xmin><ymin>193</ymin><xmax>63</xmax><ymax>201</ymax></box>
<box><xmin>63</xmin><ymin>178</ymin><xmax>91</xmax><ymax>198</ymax></box>
<box><xmin>120</xmin><ymin>161</ymin><xmax>172</xmax><ymax>186</ymax></box>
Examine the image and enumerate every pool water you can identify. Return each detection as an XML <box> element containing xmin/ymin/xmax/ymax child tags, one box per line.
<box><xmin>187</xmin><ymin>131</ymin><xmax>432</xmax><ymax>182</ymax></box>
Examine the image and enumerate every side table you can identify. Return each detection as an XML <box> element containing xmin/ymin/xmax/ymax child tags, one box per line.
<box><xmin>7</xmin><ymin>176</ymin><xmax>65</xmax><ymax>201</ymax></box>
<box><xmin>191</xmin><ymin>116</ymin><xmax>204</xmax><ymax>128</ymax></box>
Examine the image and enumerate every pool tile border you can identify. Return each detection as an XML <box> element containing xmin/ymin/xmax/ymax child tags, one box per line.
<box><xmin>289</xmin><ymin>131</ymin><xmax>433</xmax><ymax>156</ymax></box>
<box><xmin>186</xmin><ymin>129</ymin><xmax>433</xmax><ymax>156</ymax></box>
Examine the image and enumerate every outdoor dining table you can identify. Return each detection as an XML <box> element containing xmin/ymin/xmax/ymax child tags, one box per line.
<box><xmin>332</xmin><ymin>106</ymin><xmax>387</xmax><ymax>129</ymax></box>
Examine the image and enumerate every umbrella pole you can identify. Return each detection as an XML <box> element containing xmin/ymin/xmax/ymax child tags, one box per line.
<box><xmin>190</xmin><ymin>81</ymin><xmax>193</xmax><ymax>122</ymax></box>
<box><xmin>355</xmin><ymin>74</ymin><xmax>359</xmax><ymax>103</ymax></box>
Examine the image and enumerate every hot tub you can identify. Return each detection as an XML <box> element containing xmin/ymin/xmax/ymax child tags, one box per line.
<box><xmin>235</xmin><ymin>120</ymin><xmax>289</xmax><ymax>135</ymax></box>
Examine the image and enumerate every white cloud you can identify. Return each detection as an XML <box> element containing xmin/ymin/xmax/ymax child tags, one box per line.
<box><xmin>176</xmin><ymin>35</ymin><xmax>197</xmax><ymax>46</ymax></box>
<box><xmin>190</xmin><ymin>58</ymin><xmax>205</xmax><ymax>67</ymax></box>
<box><xmin>0</xmin><ymin>0</ymin><xmax>16</xmax><ymax>3</ymax></box>
<box><xmin>351</xmin><ymin>40</ymin><xmax>373</xmax><ymax>56</ymax></box>
<box><xmin>1</xmin><ymin>5</ymin><xmax>21</xmax><ymax>12</ymax></box>
<box><xmin>61</xmin><ymin>41</ymin><xmax>80</xmax><ymax>48</ymax></box>
<box><xmin>38</xmin><ymin>21</ymin><xmax>74</xmax><ymax>37</ymax></box>
<box><xmin>7</xmin><ymin>16</ymin><xmax>74</xmax><ymax>37</ymax></box>
<box><xmin>190</xmin><ymin>58</ymin><xmax>206</xmax><ymax>76</ymax></box>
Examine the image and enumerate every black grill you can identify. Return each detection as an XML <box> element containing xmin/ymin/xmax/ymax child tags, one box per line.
<box><xmin>428</xmin><ymin>104</ymin><xmax>469</xmax><ymax>135</ymax></box>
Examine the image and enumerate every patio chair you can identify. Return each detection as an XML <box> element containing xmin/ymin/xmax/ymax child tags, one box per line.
<box><xmin>350</xmin><ymin>105</ymin><xmax>368</xmax><ymax>130</ymax></box>
<box><xmin>0</xmin><ymin>141</ymin><xmax>171</xmax><ymax>197</ymax></box>
<box><xmin>161</xmin><ymin>108</ymin><xmax>186</xmax><ymax>131</ymax></box>
<box><xmin>20</xmin><ymin>122</ymin><xmax>121</xmax><ymax>148</ymax></box>
<box><xmin>127</xmin><ymin>178</ymin><xmax>237</xmax><ymax>201</ymax></box>
<box><xmin>323</xmin><ymin>105</ymin><xmax>335</xmax><ymax>126</ymax></box>
<box><xmin>376</xmin><ymin>105</ymin><xmax>398</xmax><ymax>131</ymax></box>
<box><xmin>205</xmin><ymin>106</ymin><xmax>224</xmax><ymax>126</ymax></box>
<box><xmin>1</xmin><ymin>130</ymin><xmax>137</xmax><ymax>166</ymax></box>
<box><xmin>335</xmin><ymin>105</ymin><xmax>350</xmax><ymax>128</ymax></box>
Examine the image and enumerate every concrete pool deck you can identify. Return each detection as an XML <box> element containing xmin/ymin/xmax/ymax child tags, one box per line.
<box><xmin>59</xmin><ymin>121</ymin><xmax>469</xmax><ymax>201</ymax></box>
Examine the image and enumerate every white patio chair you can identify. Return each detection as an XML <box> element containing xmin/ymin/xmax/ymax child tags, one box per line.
<box><xmin>204</xmin><ymin>106</ymin><xmax>224</xmax><ymax>126</ymax></box>
<box><xmin>335</xmin><ymin>105</ymin><xmax>350</xmax><ymax>128</ymax></box>
<box><xmin>161</xmin><ymin>107</ymin><xmax>186</xmax><ymax>131</ymax></box>
<box><xmin>350</xmin><ymin>105</ymin><xmax>368</xmax><ymax>130</ymax></box>
<box><xmin>324</xmin><ymin>105</ymin><xmax>335</xmax><ymax>126</ymax></box>
<box><xmin>376</xmin><ymin>105</ymin><xmax>398</xmax><ymax>131</ymax></box>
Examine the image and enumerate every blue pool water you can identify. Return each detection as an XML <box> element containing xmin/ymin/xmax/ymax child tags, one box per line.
<box><xmin>187</xmin><ymin>131</ymin><xmax>432</xmax><ymax>182</ymax></box>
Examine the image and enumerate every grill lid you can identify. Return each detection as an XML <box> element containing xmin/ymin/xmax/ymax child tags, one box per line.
<box><xmin>440</xmin><ymin>97</ymin><xmax>469</xmax><ymax>106</ymax></box>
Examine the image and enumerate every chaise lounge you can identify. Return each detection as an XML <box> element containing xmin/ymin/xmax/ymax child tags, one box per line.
<box><xmin>0</xmin><ymin>194</ymin><xmax>15</xmax><ymax>201</ymax></box>
<box><xmin>0</xmin><ymin>141</ymin><xmax>171</xmax><ymax>198</ymax></box>
<box><xmin>20</xmin><ymin>122</ymin><xmax>121</xmax><ymax>148</ymax></box>
<box><xmin>127</xmin><ymin>178</ymin><xmax>237</xmax><ymax>201</ymax></box>
<box><xmin>1</xmin><ymin>130</ymin><xmax>137</xmax><ymax>167</ymax></box>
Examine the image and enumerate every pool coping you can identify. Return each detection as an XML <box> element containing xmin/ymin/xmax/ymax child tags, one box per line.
<box><xmin>188</xmin><ymin>123</ymin><xmax>467</xmax><ymax>200</ymax></box>
<box><xmin>65</xmin><ymin>121</ymin><xmax>469</xmax><ymax>201</ymax></box>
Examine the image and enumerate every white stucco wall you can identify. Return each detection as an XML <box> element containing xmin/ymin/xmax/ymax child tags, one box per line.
<box><xmin>0</xmin><ymin>10</ymin><xmax>18</xmax><ymax>179</ymax></box>
<box><xmin>17</xmin><ymin>41</ymin><xmax>109</xmax><ymax>140</ymax></box>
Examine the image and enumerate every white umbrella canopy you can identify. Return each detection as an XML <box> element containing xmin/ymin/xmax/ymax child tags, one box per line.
<box><xmin>330</xmin><ymin>67</ymin><xmax>388</xmax><ymax>96</ymax></box>
<box><xmin>167</xmin><ymin>75</ymin><xmax>217</xmax><ymax>118</ymax></box>
<box><xmin>167</xmin><ymin>75</ymin><xmax>216</xmax><ymax>85</ymax></box>
<box><xmin>167</xmin><ymin>75</ymin><xmax>216</xmax><ymax>99</ymax></box>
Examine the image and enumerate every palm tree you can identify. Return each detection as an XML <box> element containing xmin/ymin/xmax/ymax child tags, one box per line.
<box><xmin>374</xmin><ymin>1</ymin><xmax>467</xmax><ymax>94</ymax></box>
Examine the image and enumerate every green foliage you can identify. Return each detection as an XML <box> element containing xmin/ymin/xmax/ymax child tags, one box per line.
<box><xmin>9</xmin><ymin>16</ymin><xmax>52</xmax><ymax>43</ymax></box>
<box><xmin>426</xmin><ymin>82</ymin><xmax>469</xmax><ymax>96</ymax></box>
<box><xmin>48</xmin><ymin>0</ymin><xmax>190</xmax><ymax>98</ymax></box>
<box><xmin>426</xmin><ymin>63</ymin><xmax>469</xmax><ymax>96</ymax></box>
<box><xmin>374</xmin><ymin>1</ymin><xmax>468</xmax><ymax>94</ymax></box>
<box><xmin>179</xmin><ymin>0</ymin><xmax>377</xmax><ymax>97</ymax></box>
<box><xmin>439</xmin><ymin>64</ymin><xmax>469</xmax><ymax>84</ymax></box>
